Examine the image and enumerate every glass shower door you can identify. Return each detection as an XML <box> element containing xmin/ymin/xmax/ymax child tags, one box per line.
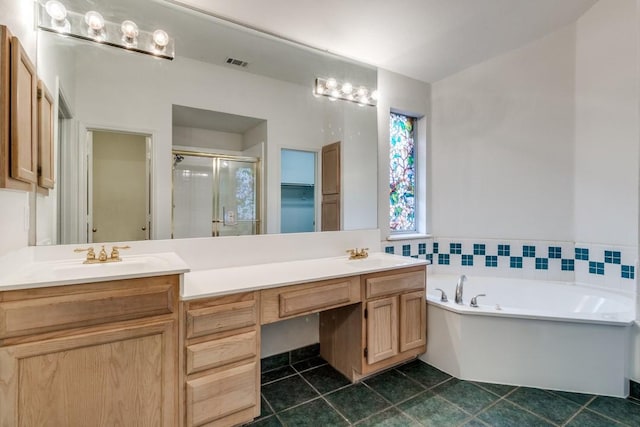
<box><xmin>212</xmin><ymin>157</ymin><xmax>259</xmax><ymax>236</ymax></box>
<box><xmin>172</xmin><ymin>152</ymin><xmax>259</xmax><ymax>238</ymax></box>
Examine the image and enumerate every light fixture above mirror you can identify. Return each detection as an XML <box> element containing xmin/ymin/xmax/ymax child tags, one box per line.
<box><xmin>314</xmin><ymin>77</ymin><xmax>378</xmax><ymax>107</ymax></box>
<box><xmin>37</xmin><ymin>0</ymin><xmax>174</xmax><ymax>60</ymax></box>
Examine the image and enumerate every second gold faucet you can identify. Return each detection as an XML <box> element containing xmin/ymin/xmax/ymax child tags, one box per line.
<box><xmin>74</xmin><ymin>245</ymin><xmax>131</xmax><ymax>264</ymax></box>
<box><xmin>346</xmin><ymin>248</ymin><xmax>369</xmax><ymax>260</ymax></box>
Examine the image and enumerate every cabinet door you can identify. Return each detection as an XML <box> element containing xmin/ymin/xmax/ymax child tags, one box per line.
<box><xmin>400</xmin><ymin>291</ymin><xmax>427</xmax><ymax>352</ymax></box>
<box><xmin>366</xmin><ymin>296</ymin><xmax>398</xmax><ymax>364</ymax></box>
<box><xmin>0</xmin><ymin>319</ymin><xmax>177</xmax><ymax>427</ymax></box>
<box><xmin>37</xmin><ymin>80</ymin><xmax>54</xmax><ymax>189</ymax></box>
<box><xmin>10</xmin><ymin>36</ymin><xmax>37</xmax><ymax>184</ymax></box>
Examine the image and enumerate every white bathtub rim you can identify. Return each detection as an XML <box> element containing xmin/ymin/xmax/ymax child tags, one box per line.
<box><xmin>427</xmin><ymin>274</ymin><xmax>635</xmax><ymax>326</ymax></box>
<box><xmin>426</xmin><ymin>299</ymin><xmax>633</xmax><ymax>326</ymax></box>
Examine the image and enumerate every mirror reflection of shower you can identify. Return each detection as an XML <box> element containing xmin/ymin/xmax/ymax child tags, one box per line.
<box><xmin>172</xmin><ymin>151</ymin><xmax>260</xmax><ymax>238</ymax></box>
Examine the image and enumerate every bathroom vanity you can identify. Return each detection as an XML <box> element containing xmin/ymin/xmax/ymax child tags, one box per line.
<box><xmin>0</xmin><ymin>231</ymin><xmax>428</xmax><ymax>426</ymax></box>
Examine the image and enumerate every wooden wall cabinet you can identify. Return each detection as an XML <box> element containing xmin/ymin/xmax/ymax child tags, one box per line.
<box><xmin>181</xmin><ymin>292</ymin><xmax>261</xmax><ymax>427</ymax></box>
<box><xmin>320</xmin><ymin>265</ymin><xmax>427</xmax><ymax>382</ymax></box>
<box><xmin>0</xmin><ymin>26</ymin><xmax>38</xmax><ymax>191</ymax></box>
<box><xmin>0</xmin><ymin>275</ymin><xmax>180</xmax><ymax>426</ymax></box>
<box><xmin>37</xmin><ymin>80</ymin><xmax>54</xmax><ymax>190</ymax></box>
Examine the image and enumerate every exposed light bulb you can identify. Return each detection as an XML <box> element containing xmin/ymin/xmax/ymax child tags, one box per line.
<box><xmin>45</xmin><ymin>0</ymin><xmax>67</xmax><ymax>22</ymax></box>
<box><xmin>341</xmin><ymin>82</ymin><xmax>353</xmax><ymax>94</ymax></box>
<box><xmin>371</xmin><ymin>90</ymin><xmax>379</xmax><ymax>101</ymax></box>
<box><xmin>85</xmin><ymin>11</ymin><xmax>104</xmax><ymax>31</ymax></box>
<box><xmin>152</xmin><ymin>29</ymin><xmax>169</xmax><ymax>49</ymax></box>
<box><xmin>121</xmin><ymin>20</ymin><xmax>139</xmax><ymax>45</ymax></box>
<box><xmin>45</xmin><ymin>0</ymin><xmax>69</xmax><ymax>32</ymax></box>
<box><xmin>326</xmin><ymin>78</ymin><xmax>337</xmax><ymax>89</ymax></box>
<box><xmin>315</xmin><ymin>84</ymin><xmax>324</xmax><ymax>95</ymax></box>
<box><xmin>331</xmin><ymin>89</ymin><xmax>340</xmax><ymax>99</ymax></box>
<box><xmin>357</xmin><ymin>86</ymin><xmax>368</xmax><ymax>97</ymax></box>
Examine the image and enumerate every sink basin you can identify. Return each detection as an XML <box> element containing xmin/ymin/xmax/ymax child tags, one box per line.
<box><xmin>0</xmin><ymin>253</ymin><xmax>188</xmax><ymax>288</ymax></box>
<box><xmin>340</xmin><ymin>252</ymin><xmax>419</xmax><ymax>269</ymax></box>
<box><xmin>50</xmin><ymin>256</ymin><xmax>171</xmax><ymax>279</ymax></box>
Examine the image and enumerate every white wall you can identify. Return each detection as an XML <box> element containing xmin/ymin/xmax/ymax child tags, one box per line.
<box><xmin>172</xmin><ymin>126</ymin><xmax>243</xmax><ymax>152</ymax></box>
<box><xmin>377</xmin><ymin>70</ymin><xmax>431</xmax><ymax>239</ymax></box>
<box><xmin>574</xmin><ymin>0</ymin><xmax>639</xmax><ymax>246</ymax></box>
<box><xmin>431</xmin><ymin>25</ymin><xmax>576</xmax><ymax>241</ymax></box>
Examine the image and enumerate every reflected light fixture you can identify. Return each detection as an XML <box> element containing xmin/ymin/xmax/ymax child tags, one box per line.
<box><xmin>45</xmin><ymin>0</ymin><xmax>70</xmax><ymax>32</ymax></box>
<box><xmin>37</xmin><ymin>0</ymin><xmax>174</xmax><ymax>60</ymax></box>
<box><xmin>314</xmin><ymin>77</ymin><xmax>377</xmax><ymax>107</ymax></box>
<box><xmin>84</xmin><ymin>11</ymin><xmax>105</xmax><ymax>40</ymax></box>
<box><xmin>121</xmin><ymin>20</ymin><xmax>139</xmax><ymax>46</ymax></box>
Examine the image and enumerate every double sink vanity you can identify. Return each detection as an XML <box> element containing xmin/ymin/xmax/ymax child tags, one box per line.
<box><xmin>0</xmin><ymin>230</ymin><xmax>428</xmax><ymax>426</ymax></box>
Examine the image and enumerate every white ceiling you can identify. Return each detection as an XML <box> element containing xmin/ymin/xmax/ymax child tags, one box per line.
<box><xmin>167</xmin><ymin>0</ymin><xmax>598</xmax><ymax>83</ymax></box>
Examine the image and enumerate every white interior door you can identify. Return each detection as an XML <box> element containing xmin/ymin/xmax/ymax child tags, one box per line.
<box><xmin>89</xmin><ymin>130</ymin><xmax>150</xmax><ymax>243</ymax></box>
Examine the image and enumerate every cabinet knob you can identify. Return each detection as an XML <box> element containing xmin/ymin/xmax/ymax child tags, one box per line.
<box><xmin>141</xmin><ymin>226</ymin><xmax>147</xmax><ymax>231</ymax></box>
<box><xmin>92</xmin><ymin>228</ymin><xmax>97</xmax><ymax>232</ymax></box>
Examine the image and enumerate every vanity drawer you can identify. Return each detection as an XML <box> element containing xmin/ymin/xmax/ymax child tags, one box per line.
<box><xmin>0</xmin><ymin>276</ymin><xmax>178</xmax><ymax>340</ymax></box>
<box><xmin>186</xmin><ymin>330</ymin><xmax>257</xmax><ymax>375</ymax></box>
<box><xmin>261</xmin><ymin>276</ymin><xmax>361</xmax><ymax>324</ymax></box>
<box><xmin>186</xmin><ymin>299</ymin><xmax>256</xmax><ymax>339</ymax></box>
<box><xmin>186</xmin><ymin>361</ymin><xmax>257</xmax><ymax>426</ymax></box>
<box><xmin>365</xmin><ymin>267</ymin><xmax>425</xmax><ymax>299</ymax></box>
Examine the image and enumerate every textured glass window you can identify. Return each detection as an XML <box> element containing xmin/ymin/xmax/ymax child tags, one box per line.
<box><xmin>236</xmin><ymin>167</ymin><xmax>255</xmax><ymax>220</ymax></box>
<box><xmin>389</xmin><ymin>112</ymin><xmax>416</xmax><ymax>232</ymax></box>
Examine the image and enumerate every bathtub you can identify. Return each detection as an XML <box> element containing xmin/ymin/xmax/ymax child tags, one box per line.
<box><xmin>419</xmin><ymin>274</ymin><xmax>635</xmax><ymax>397</ymax></box>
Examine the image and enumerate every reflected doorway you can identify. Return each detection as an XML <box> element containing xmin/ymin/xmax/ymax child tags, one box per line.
<box><xmin>280</xmin><ymin>149</ymin><xmax>317</xmax><ymax>233</ymax></box>
<box><xmin>172</xmin><ymin>151</ymin><xmax>260</xmax><ymax>238</ymax></box>
<box><xmin>88</xmin><ymin>130</ymin><xmax>151</xmax><ymax>243</ymax></box>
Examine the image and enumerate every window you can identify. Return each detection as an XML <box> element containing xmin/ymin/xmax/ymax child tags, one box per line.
<box><xmin>389</xmin><ymin>112</ymin><xmax>416</xmax><ymax>232</ymax></box>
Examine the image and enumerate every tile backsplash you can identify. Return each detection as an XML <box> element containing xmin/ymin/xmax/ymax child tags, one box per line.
<box><xmin>382</xmin><ymin>237</ymin><xmax>637</xmax><ymax>293</ymax></box>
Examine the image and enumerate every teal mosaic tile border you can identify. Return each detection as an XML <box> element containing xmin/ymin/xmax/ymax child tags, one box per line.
<box><xmin>383</xmin><ymin>239</ymin><xmax>636</xmax><ymax>281</ymax></box>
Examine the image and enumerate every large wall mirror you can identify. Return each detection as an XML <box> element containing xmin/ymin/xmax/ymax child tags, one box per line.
<box><xmin>35</xmin><ymin>0</ymin><xmax>378</xmax><ymax>245</ymax></box>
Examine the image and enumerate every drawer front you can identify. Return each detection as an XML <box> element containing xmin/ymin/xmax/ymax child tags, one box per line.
<box><xmin>186</xmin><ymin>300</ymin><xmax>256</xmax><ymax>339</ymax></box>
<box><xmin>0</xmin><ymin>284</ymin><xmax>175</xmax><ymax>339</ymax></box>
<box><xmin>365</xmin><ymin>269</ymin><xmax>425</xmax><ymax>299</ymax></box>
<box><xmin>279</xmin><ymin>280</ymin><xmax>353</xmax><ymax>318</ymax></box>
<box><xmin>261</xmin><ymin>276</ymin><xmax>360</xmax><ymax>324</ymax></box>
<box><xmin>186</xmin><ymin>361</ymin><xmax>257</xmax><ymax>426</ymax></box>
<box><xmin>186</xmin><ymin>330</ymin><xmax>257</xmax><ymax>375</ymax></box>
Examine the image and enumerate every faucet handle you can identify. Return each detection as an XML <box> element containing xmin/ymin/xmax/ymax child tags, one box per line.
<box><xmin>434</xmin><ymin>288</ymin><xmax>448</xmax><ymax>302</ymax></box>
<box><xmin>74</xmin><ymin>247</ymin><xmax>96</xmax><ymax>261</ymax></box>
<box><xmin>470</xmin><ymin>294</ymin><xmax>486</xmax><ymax>308</ymax></box>
<box><xmin>110</xmin><ymin>245</ymin><xmax>131</xmax><ymax>260</ymax></box>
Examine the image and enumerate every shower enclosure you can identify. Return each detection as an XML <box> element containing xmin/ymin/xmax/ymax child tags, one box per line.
<box><xmin>172</xmin><ymin>150</ymin><xmax>260</xmax><ymax>238</ymax></box>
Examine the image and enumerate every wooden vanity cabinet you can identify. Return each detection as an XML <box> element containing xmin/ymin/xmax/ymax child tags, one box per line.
<box><xmin>320</xmin><ymin>265</ymin><xmax>427</xmax><ymax>381</ymax></box>
<box><xmin>0</xmin><ymin>26</ymin><xmax>37</xmax><ymax>191</ymax></box>
<box><xmin>0</xmin><ymin>275</ymin><xmax>180</xmax><ymax>426</ymax></box>
<box><xmin>181</xmin><ymin>292</ymin><xmax>260</xmax><ymax>427</ymax></box>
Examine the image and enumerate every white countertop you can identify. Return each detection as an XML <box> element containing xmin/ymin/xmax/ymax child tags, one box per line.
<box><xmin>182</xmin><ymin>253</ymin><xmax>428</xmax><ymax>300</ymax></box>
<box><xmin>0</xmin><ymin>252</ymin><xmax>190</xmax><ymax>291</ymax></box>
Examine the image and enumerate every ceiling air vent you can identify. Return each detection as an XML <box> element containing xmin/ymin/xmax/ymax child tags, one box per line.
<box><xmin>226</xmin><ymin>57</ymin><xmax>249</xmax><ymax>68</ymax></box>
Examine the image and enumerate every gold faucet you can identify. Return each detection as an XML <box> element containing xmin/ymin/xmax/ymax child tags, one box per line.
<box><xmin>74</xmin><ymin>245</ymin><xmax>130</xmax><ymax>264</ymax></box>
<box><xmin>346</xmin><ymin>248</ymin><xmax>369</xmax><ymax>260</ymax></box>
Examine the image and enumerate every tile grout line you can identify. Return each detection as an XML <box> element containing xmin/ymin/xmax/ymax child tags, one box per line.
<box><xmin>558</xmin><ymin>394</ymin><xmax>598</xmax><ymax>427</ymax></box>
<box><xmin>295</xmin><ymin>366</ymin><xmax>353</xmax><ymax>425</ymax></box>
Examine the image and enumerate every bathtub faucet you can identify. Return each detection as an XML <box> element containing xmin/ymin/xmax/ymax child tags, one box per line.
<box><xmin>455</xmin><ymin>275</ymin><xmax>467</xmax><ymax>304</ymax></box>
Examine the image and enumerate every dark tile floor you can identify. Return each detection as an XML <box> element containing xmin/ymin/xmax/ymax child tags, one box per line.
<box><xmin>244</xmin><ymin>345</ymin><xmax>640</xmax><ymax>427</ymax></box>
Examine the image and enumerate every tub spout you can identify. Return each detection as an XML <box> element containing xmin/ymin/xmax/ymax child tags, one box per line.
<box><xmin>455</xmin><ymin>275</ymin><xmax>467</xmax><ymax>304</ymax></box>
